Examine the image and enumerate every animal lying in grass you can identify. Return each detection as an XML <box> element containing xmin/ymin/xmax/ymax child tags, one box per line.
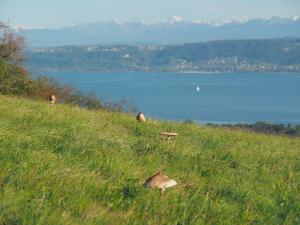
<box><xmin>136</xmin><ymin>112</ymin><xmax>146</xmax><ymax>122</ymax></box>
<box><xmin>144</xmin><ymin>171</ymin><xmax>177</xmax><ymax>195</ymax></box>
<box><xmin>49</xmin><ymin>94</ymin><xmax>56</xmax><ymax>107</ymax></box>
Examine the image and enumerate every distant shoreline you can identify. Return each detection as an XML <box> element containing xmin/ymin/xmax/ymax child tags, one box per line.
<box><xmin>32</xmin><ymin>68</ymin><xmax>300</xmax><ymax>75</ymax></box>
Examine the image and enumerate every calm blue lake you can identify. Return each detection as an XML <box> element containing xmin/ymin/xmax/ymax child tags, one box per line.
<box><xmin>44</xmin><ymin>71</ymin><xmax>300</xmax><ymax>124</ymax></box>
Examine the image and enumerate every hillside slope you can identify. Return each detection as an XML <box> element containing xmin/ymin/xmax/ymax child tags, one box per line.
<box><xmin>0</xmin><ymin>95</ymin><xmax>299</xmax><ymax>224</ymax></box>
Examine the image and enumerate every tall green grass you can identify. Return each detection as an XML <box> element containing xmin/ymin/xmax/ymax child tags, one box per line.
<box><xmin>0</xmin><ymin>95</ymin><xmax>299</xmax><ymax>224</ymax></box>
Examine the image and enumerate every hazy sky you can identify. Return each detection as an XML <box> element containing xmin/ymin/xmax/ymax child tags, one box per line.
<box><xmin>1</xmin><ymin>0</ymin><xmax>299</xmax><ymax>28</ymax></box>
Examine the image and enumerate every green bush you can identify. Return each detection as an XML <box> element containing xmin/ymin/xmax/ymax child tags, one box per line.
<box><xmin>0</xmin><ymin>22</ymin><xmax>105</xmax><ymax>110</ymax></box>
<box><xmin>0</xmin><ymin>22</ymin><xmax>138</xmax><ymax>112</ymax></box>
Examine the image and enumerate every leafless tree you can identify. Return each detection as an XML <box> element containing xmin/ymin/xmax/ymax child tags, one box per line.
<box><xmin>0</xmin><ymin>22</ymin><xmax>26</xmax><ymax>64</ymax></box>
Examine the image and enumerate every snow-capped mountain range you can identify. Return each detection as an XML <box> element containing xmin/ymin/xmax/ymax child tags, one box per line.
<box><xmin>17</xmin><ymin>16</ymin><xmax>300</xmax><ymax>47</ymax></box>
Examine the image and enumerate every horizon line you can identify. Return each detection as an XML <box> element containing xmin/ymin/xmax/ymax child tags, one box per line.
<box><xmin>7</xmin><ymin>15</ymin><xmax>300</xmax><ymax>30</ymax></box>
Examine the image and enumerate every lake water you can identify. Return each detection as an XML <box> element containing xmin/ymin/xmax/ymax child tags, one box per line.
<box><xmin>44</xmin><ymin>71</ymin><xmax>300</xmax><ymax>124</ymax></box>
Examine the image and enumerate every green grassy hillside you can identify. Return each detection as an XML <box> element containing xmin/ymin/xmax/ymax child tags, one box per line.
<box><xmin>0</xmin><ymin>95</ymin><xmax>299</xmax><ymax>225</ymax></box>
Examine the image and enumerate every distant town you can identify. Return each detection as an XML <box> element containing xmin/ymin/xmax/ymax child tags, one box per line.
<box><xmin>27</xmin><ymin>38</ymin><xmax>300</xmax><ymax>73</ymax></box>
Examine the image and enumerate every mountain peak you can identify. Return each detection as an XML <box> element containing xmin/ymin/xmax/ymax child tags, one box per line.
<box><xmin>18</xmin><ymin>17</ymin><xmax>300</xmax><ymax>47</ymax></box>
<box><xmin>164</xmin><ymin>16</ymin><xmax>184</xmax><ymax>24</ymax></box>
<box><xmin>293</xmin><ymin>16</ymin><xmax>299</xmax><ymax>21</ymax></box>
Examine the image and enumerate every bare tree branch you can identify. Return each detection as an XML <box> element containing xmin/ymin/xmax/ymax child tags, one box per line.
<box><xmin>0</xmin><ymin>22</ymin><xmax>26</xmax><ymax>64</ymax></box>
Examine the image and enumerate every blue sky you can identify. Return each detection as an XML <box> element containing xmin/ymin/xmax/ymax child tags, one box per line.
<box><xmin>1</xmin><ymin>0</ymin><xmax>299</xmax><ymax>28</ymax></box>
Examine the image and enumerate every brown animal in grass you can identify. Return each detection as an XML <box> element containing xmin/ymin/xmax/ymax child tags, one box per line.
<box><xmin>49</xmin><ymin>94</ymin><xmax>56</xmax><ymax>107</ymax></box>
<box><xmin>144</xmin><ymin>171</ymin><xmax>177</xmax><ymax>195</ymax></box>
<box><xmin>136</xmin><ymin>112</ymin><xmax>146</xmax><ymax>122</ymax></box>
